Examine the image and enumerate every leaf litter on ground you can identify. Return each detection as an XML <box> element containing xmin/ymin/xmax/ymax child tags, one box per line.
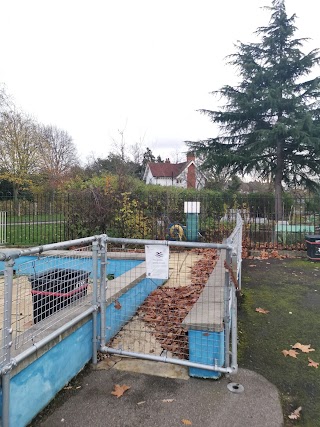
<box><xmin>282</xmin><ymin>349</ymin><xmax>299</xmax><ymax>358</ymax></box>
<box><xmin>111</xmin><ymin>384</ymin><xmax>131</xmax><ymax>398</ymax></box>
<box><xmin>255</xmin><ymin>307</ymin><xmax>270</xmax><ymax>314</ymax></box>
<box><xmin>308</xmin><ymin>358</ymin><xmax>319</xmax><ymax>368</ymax></box>
<box><xmin>292</xmin><ymin>343</ymin><xmax>315</xmax><ymax>353</ymax></box>
<box><xmin>288</xmin><ymin>406</ymin><xmax>302</xmax><ymax>420</ymax></box>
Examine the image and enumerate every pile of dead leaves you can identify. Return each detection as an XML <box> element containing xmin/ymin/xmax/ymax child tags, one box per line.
<box><xmin>139</xmin><ymin>284</ymin><xmax>204</xmax><ymax>358</ymax></box>
<box><xmin>138</xmin><ymin>249</ymin><xmax>218</xmax><ymax>358</ymax></box>
<box><xmin>243</xmin><ymin>249</ymin><xmax>290</xmax><ymax>260</ymax></box>
<box><xmin>190</xmin><ymin>248</ymin><xmax>218</xmax><ymax>285</ymax></box>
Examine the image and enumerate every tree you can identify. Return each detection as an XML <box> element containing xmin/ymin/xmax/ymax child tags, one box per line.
<box><xmin>38</xmin><ymin>125</ymin><xmax>79</xmax><ymax>191</ymax></box>
<box><xmin>156</xmin><ymin>155</ymin><xmax>164</xmax><ymax>163</ymax></box>
<box><xmin>188</xmin><ymin>0</ymin><xmax>320</xmax><ymax>220</ymax></box>
<box><xmin>0</xmin><ymin>110</ymin><xmax>40</xmax><ymax>200</ymax></box>
<box><xmin>142</xmin><ymin>147</ymin><xmax>156</xmax><ymax>169</ymax></box>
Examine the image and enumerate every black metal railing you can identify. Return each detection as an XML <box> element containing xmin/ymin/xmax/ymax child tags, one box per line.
<box><xmin>0</xmin><ymin>192</ymin><xmax>318</xmax><ymax>249</ymax></box>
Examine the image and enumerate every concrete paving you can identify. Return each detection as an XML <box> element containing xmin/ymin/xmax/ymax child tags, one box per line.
<box><xmin>35</xmin><ymin>359</ymin><xmax>284</xmax><ymax>427</ymax></box>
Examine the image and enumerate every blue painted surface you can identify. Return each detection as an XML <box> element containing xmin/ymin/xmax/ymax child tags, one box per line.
<box><xmin>0</xmin><ymin>256</ymin><xmax>141</xmax><ymax>278</ymax></box>
<box><xmin>188</xmin><ymin>329</ymin><xmax>225</xmax><ymax>379</ymax></box>
<box><xmin>106</xmin><ymin>278</ymin><xmax>164</xmax><ymax>341</ymax></box>
<box><xmin>9</xmin><ymin>320</ymin><xmax>93</xmax><ymax>427</ymax></box>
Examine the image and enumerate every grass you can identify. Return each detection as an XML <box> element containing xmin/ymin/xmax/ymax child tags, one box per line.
<box><xmin>6</xmin><ymin>223</ymin><xmax>67</xmax><ymax>246</ymax></box>
<box><xmin>7</xmin><ymin>214</ymin><xmax>65</xmax><ymax>223</ymax></box>
<box><xmin>238</xmin><ymin>257</ymin><xmax>320</xmax><ymax>426</ymax></box>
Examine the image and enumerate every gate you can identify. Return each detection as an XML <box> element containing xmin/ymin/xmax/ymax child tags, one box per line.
<box><xmin>99</xmin><ymin>217</ymin><xmax>242</xmax><ymax>377</ymax></box>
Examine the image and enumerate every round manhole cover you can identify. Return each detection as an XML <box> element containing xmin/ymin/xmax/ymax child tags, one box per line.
<box><xmin>227</xmin><ymin>382</ymin><xmax>244</xmax><ymax>393</ymax></box>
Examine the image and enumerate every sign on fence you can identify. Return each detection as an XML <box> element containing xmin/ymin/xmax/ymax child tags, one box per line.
<box><xmin>145</xmin><ymin>244</ymin><xmax>169</xmax><ymax>279</ymax></box>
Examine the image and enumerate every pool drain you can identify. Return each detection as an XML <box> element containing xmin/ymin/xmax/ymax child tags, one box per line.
<box><xmin>227</xmin><ymin>382</ymin><xmax>244</xmax><ymax>393</ymax></box>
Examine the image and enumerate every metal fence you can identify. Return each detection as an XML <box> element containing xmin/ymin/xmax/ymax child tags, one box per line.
<box><xmin>100</xmin><ymin>213</ymin><xmax>242</xmax><ymax>375</ymax></box>
<box><xmin>0</xmin><ymin>192</ymin><xmax>318</xmax><ymax>250</ymax></box>
<box><xmin>0</xmin><ymin>236</ymin><xmax>101</xmax><ymax>427</ymax></box>
<box><xmin>0</xmin><ymin>215</ymin><xmax>242</xmax><ymax>425</ymax></box>
<box><xmin>100</xmin><ymin>238</ymin><xmax>238</xmax><ymax>377</ymax></box>
<box><xmin>0</xmin><ymin>211</ymin><xmax>6</xmax><ymax>244</ymax></box>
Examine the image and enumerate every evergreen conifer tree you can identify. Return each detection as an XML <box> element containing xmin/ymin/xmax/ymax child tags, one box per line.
<box><xmin>188</xmin><ymin>0</ymin><xmax>320</xmax><ymax>220</ymax></box>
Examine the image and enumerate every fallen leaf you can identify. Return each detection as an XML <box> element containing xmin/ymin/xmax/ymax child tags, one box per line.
<box><xmin>282</xmin><ymin>349</ymin><xmax>299</xmax><ymax>358</ymax></box>
<box><xmin>255</xmin><ymin>307</ymin><xmax>270</xmax><ymax>314</ymax></box>
<box><xmin>64</xmin><ymin>386</ymin><xmax>73</xmax><ymax>390</ymax></box>
<box><xmin>181</xmin><ymin>420</ymin><xmax>192</xmax><ymax>425</ymax></box>
<box><xmin>308</xmin><ymin>358</ymin><xmax>319</xmax><ymax>368</ymax></box>
<box><xmin>288</xmin><ymin>406</ymin><xmax>302</xmax><ymax>420</ymax></box>
<box><xmin>137</xmin><ymin>401</ymin><xmax>146</xmax><ymax>405</ymax></box>
<box><xmin>75</xmin><ymin>386</ymin><xmax>81</xmax><ymax>389</ymax></box>
<box><xmin>249</xmin><ymin>264</ymin><xmax>257</xmax><ymax>267</ymax></box>
<box><xmin>162</xmin><ymin>399</ymin><xmax>175</xmax><ymax>403</ymax></box>
<box><xmin>111</xmin><ymin>384</ymin><xmax>131</xmax><ymax>398</ymax></box>
<box><xmin>114</xmin><ymin>300</ymin><xmax>122</xmax><ymax>310</ymax></box>
<box><xmin>292</xmin><ymin>343</ymin><xmax>315</xmax><ymax>353</ymax></box>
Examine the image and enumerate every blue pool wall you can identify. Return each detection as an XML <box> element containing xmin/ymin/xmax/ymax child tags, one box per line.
<box><xmin>106</xmin><ymin>278</ymin><xmax>163</xmax><ymax>341</ymax></box>
<box><xmin>4</xmin><ymin>277</ymin><xmax>164</xmax><ymax>427</ymax></box>
<box><xmin>188</xmin><ymin>330</ymin><xmax>225</xmax><ymax>379</ymax></box>
<box><xmin>6</xmin><ymin>320</ymin><xmax>93</xmax><ymax>427</ymax></box>
<box><xmin>8</xmin><ymin>256</ymin><xmax>142</xmax><ymax>278</ymax></box>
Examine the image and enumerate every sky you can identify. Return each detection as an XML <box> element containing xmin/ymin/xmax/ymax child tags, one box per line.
<box><xmin>1</xmin><ymin>0</ymin><xmax>320</xmax><ymax>164</ymax></box>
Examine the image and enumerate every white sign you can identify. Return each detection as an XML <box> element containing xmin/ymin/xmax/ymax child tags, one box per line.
<box><xmin>184</xmin><ymin>201</ymin><xmax>200</xmax><ymax>214</ymax></box>
<box><xmin>145</xmin><ymin>245</ymin><xmax>169</xmax><ymax>280</ymax></box>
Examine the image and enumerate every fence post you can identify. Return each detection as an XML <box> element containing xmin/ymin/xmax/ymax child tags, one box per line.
<box><xmin>99</xmin><ymin>237</ymin><xmax>107</xmax><ymax>349</ymax></box>
<box><xmin>231</xmin><ymin>285</ymin><xmax>238</xmax><ymax>371</ymax></box>
<box><xmin>224</xmin><ymin>246</ymin><xmax>232</xmax><ymax>370</ymax></box>
<box><xmin>91</xmin><ymin>241</ymin><xmax>99</xmax><ymax>365</ymax></box>
<box><xmin>2</xmin><ymin>258</ymin><xmax>15</xmax><ymax>427</ymax></box>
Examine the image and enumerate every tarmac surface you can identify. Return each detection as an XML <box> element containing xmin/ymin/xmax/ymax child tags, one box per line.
<box><xmin>34</xmin><ymin>359</ymin><xmax>284</xmax><ymax>427</ymax></box>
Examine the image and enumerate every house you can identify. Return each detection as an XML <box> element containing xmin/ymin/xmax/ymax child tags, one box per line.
<box><xmin>143</xmin><ymin>153</ymin><xmax>206</xmax><ymax>189</ymax></box>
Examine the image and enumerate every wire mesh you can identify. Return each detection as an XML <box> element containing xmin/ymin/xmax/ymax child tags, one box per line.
<box><xmin>13</xmin><ymin>244</ymin><xmax>94</xmax><ymax>350</ymax></box>
<box><xmin>0</xmin><ymin>265</ymin><xmax>8</xmax><ymax>367</ymax></box>
<box><xmin>106</xmin><ymin>243</ymin><xmax>226</xmax><ymax>364</ymax></box>
<box><xmin>228</xmin><ymin>213</ymin><xmax>243</xmax><ymax>288</ymax></box>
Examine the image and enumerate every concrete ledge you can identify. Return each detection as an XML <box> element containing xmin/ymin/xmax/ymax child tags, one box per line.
<box><xmin>182</xmin><ymin>250</ymin><xmax>225</xmax><ymax>333</ymax></box>
<box><xmin>182</xmin><ymin>250</ymin><xmax>226</xmax><ymax>379</ymax></box>
<box><xmin>107</xmin><ymin>262</ymin><xmax>147</xmax><ymax>303</ymax></box>
<box><xmin>42</xmin><ymin>250</ymin><xmax>145</xmax><ymax>260</ymax></box>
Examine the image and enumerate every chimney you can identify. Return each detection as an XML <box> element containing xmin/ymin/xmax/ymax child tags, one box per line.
<box><xmin>187</xmin><ymin>152</ymin><xmax>195</xmax><ymax>162</ymax></box>
<box><xmin>165</xmin><ymin>158</ymin><xmax>170</xmax><ymax>163</ymax></box>
<box><xmin>187</xmin><ymin>162</ymin><xmax>196</xmax><ymax>189</ymax></box>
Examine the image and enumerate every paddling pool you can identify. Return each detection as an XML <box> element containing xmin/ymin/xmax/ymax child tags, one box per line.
<box><xmin>0</xmin><ymin>255</ymin><xmax>142</xmax><ymax>278</ymax></box>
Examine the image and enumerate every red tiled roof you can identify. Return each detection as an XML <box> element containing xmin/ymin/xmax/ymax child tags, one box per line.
<box><xmin>148</xmin><ymin>162</ymin><xmax>188</xmax><ymax>178</ymax></box>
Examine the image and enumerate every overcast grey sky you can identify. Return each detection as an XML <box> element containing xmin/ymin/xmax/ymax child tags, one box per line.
<box><xmin>1</xmin><ymin>0</ymin><xmax>319</xmax><ymax>163</ymax></box>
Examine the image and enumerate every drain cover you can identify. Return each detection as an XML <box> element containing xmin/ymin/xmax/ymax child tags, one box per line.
<box><xmin>227</xmin><ymin>382</ymin><xmax>244</xmax><ymax>393</ymax></box>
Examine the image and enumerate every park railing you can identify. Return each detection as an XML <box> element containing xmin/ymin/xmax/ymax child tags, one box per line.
<box><xmin>0</xmin><ymin>218</ymin><xmax>242</xmax><ymax>426</ymax></box>
<box><xmin>0</xmin><ymin>191</ymin><xmax>318</xmax><ymax>250</ymax></box>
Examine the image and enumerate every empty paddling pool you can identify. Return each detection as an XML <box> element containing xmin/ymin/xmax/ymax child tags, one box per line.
<box><xmin>0</xmin><ymin>255</ymin><xmax>142</xmax><ymax>277</ymax></box>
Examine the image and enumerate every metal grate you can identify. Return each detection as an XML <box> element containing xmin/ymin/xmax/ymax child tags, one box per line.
<box><xmin>105</xmin><ymin>243</ymin><xmax>227</xmax><ymax>369</ymax></box>
<box><xmin>13</xmin><ymin>245</ymin><xmax>94</xmax><ymax>350</ymax></box>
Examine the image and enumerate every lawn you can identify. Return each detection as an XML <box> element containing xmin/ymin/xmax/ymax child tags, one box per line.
<box><xmin>238</xmin><ymin>257</ymin><xmax>320</xmax><ymax>426</ymax></box>
<box><xmin>6</xmin><ymin>223</ymin><xmax>66</xmax><ymax>246</ymax></box>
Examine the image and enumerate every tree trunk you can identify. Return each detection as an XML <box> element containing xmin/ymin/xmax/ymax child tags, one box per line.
<box><xmin>274</xmin><ymin>139</ymin><xmax>284</xmax><ymax>222</ymax></box>
<box><xmin>13</xmin><ymin>184</ymin><xmax>19</xmax><ymax>216</ymax></box>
